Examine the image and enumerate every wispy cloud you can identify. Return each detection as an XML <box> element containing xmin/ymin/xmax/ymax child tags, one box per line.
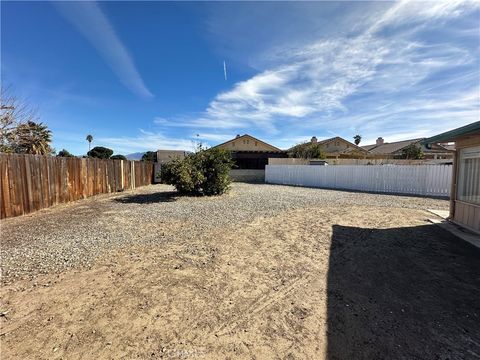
<box><xmin>170</xmin><ymin>0</ymin><xmax>479</xmax><ymax>145</ymax></box>
<box><xmin>97</xmin><ymin>130</ymin><xmax>195</xmax><ymax>154</ymax></box>
<box><xmin>366</xmin><ymin>0</ymin><xmax>477</xmax><ymax>35</ymax></box>
<box><xmin>115</xmin><ymin>1</ymin><xmax>478</xmax><ymax>153</ymax></box>
<box><xmin>194</xmin><ymin>133</ymin><xmax>234</xmax><ymax>142</ymax></box>
<box><xmin>54</xmin><ymin>1</ymin><xmax>153</xmax><ymax>99</ymax></box>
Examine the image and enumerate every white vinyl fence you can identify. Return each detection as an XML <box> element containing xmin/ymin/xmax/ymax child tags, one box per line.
<box><xmin>265</xmin><ymin>165</ymin><xmax>452</xmax><ymax>197</ymax></box>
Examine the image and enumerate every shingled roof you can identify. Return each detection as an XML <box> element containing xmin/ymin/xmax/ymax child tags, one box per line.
<box><xmin>289</xmin><ymin>136</ymin><xmax>368</xmax><ymax>153</ymax></box>
<box><xmin>361</xmin><ymin>138</ymin><xmax>424</xmax><ymax>155</ymax></box>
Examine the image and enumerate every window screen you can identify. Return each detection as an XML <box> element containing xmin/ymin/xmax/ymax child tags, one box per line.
<box><xmin>457</xmin><ymin>145</ymin><xmax>480</xmax><ymax>205</ymax></box>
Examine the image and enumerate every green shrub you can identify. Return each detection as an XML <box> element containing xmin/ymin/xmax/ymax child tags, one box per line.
<box><xmin>111</xmin><ymin>154</ymin><xmax>127</xmax><ymax>160</ymax></box>
<box><xmin>57</xmin><ymin>149</ymin><xmax>74</xmax><ymax>157</ymax></box>
<box><xmin>288</xmin><ymin>142</ymin><xmax>326</xmax><ymax>159</ymax></box>
<box><xmin>87</xmin><ymin>146</ymin><xmax>113</xmax><ymax>159</ymax></box>
<box><xmin>141</xmin><ymin>151</ymin><xmax>157</xmax><ymax>162</ymax></box>
<box><xmin>161</xmin><ymin>147</ymin><xmax>233</xmax><ymax>196</ymax></box>
<box><xmin>401</xmin><ymin>144</ymin><xmax>424</xmax><ymax>159</ymax></box>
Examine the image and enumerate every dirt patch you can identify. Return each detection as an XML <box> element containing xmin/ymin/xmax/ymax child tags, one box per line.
<box><xmin>1</xmin><ymin>205</ymin><xmax>479</xmax><ymax>359</ymax></box>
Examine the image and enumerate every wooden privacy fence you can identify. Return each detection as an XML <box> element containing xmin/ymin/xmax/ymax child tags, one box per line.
<box><xmin>265</xmin><ymin>164</ymin><xmax>452</xmax><ymax>197</ymax></box>
<box><xmin>0</xmin><ymin>154</ymin><xmax>155</xmax><ymax>219</ymax></box>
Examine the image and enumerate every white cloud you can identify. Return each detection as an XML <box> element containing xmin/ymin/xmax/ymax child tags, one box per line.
<box><xmin>153</xmin><ymin>117</ymin><xmax>170</xmax><ymax>125</ymax></box>
<box><xmin>54</xmin><ymin>1</ymin><xmax>153</xmax><ymax>98</ymax></box>
<box><xmin>143</xmin><ymin>0</ymin><xmax>477</xmax><ymax>152</ymax></box>
<box><xmin>198</xmin><ymin>35</ymin><xmax>387</xmax><ymax>133</ymax></box>
<box><xmin>187</xmin><ymin>0</ymin><xmax>479</xmax><ymax>140</ymax></box>
<box><xmin>194</xmin><ymin>133</ymin><xmax>234</xmax><ymax>142</ymax></box>
<box><xmin>367</xmin><ymin>0</ymin><xmax>477</xmax><ymax>35</ymax></box>
<box><xmin>97</xmin><ymin>130</ymin><xmax>194</xmax><ymax>154</ymax></box>
<box><xmin>317</xmin><ymin>87</ymin><xmax>480</xmax><ymax>146</ymax></box>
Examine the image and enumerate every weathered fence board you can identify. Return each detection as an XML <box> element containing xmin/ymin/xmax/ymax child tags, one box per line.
<box><xmin>265</xmin><ymin>164</ymin><xmax>452</xmax><ymax>197</ymax></box>
<box><xmin>0</xmin><ymin>154</ymin><xmax>154</xmax><ymax>219</ymax></box>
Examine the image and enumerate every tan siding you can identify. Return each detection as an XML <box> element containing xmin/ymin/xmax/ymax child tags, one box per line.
<box><xmin>456</xmin><ymin>134</ymin><xmax>480</xmax><ymax>149</ymax></box>
<box><xmin>156</xmin><ymin>150</ymin><xmax>187</xmax><ymax>164</ymax></box>
<box><xmin>454</xmin><ymin>201</ymin><xmax>480</xmax><ymax>233</ymax></box>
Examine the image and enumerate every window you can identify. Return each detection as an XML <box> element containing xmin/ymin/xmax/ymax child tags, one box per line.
<box><xmin>457</xmin><ymin>146</ymin><xmax>480</xmax><ymax>205</ymax></box>
<box><xmin>255</xmin><ymin>142</ymin><xmax>258</xmax><ymax>146</ymax></box>
<box><xmin>335</xmin><ymin>141</ymin><xmax>340</xmax><ymax>146</ymax></box>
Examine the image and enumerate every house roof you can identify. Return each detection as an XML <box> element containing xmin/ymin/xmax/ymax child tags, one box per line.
<box><xmin>360</xmin><ymin>144</ymin><xmax>377</xmax><ymax>151</ymax></box>
<box><xmin>423</xmin><ymin>121</ymin><xmax>480</xmax><ymax>144</ymax></box>
<box><xmin>212</xmin><ymin>134</ymin><xmax>282</xmax><ymax>152</ymax></box>
<box><xmin>361</xmin><ymin>138</ymin><xmax>424</xmax><ymax>155</ymax></box>
<box><xmin>289</xmin><ymin>136</ymin><xmax>368</xmax><ymax>153</ymax></box>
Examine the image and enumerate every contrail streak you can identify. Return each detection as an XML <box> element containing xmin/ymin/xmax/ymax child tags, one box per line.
<box><xmin>223</xmin><ymin>60</ymin><xmax>227</xmax><ymax>81</ymax></box>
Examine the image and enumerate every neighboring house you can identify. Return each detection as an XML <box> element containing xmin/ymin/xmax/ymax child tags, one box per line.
<box><xmin>156</xmin><ymin>150</ymin><xmax>188</xmax><ymax>164</ymax></box>
<box><xmin>424</xmin><ymin>121</ymin><xmax>480</xmax><ymax>235</ymax></box>
<box><xmin>362</xmin><ymin>137</ymin><xmax>453</xmax><ymax>159</ymax></box>
<box><xmin>153</xmin><ymin>150</ymin><xmax>189</xmax><ymax>183</ymax></box>
<box><xmin>290</xmin><ymin>136</ymin><xmax>369</xmax><ymax>159</ymax></box>
<box><xmin>213</xmin><ymin>134</ymin><xmax>287</xmax><ymax>169</ymax></box>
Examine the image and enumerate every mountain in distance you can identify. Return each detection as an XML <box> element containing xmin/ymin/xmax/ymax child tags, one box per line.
<box><xmin>125</xmin><ymin>152</ymin><xmax>145</xmax><ymax>160</ymax></box>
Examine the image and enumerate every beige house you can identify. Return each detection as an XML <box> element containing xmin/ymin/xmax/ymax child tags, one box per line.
<box><xmin>214</xmin><ymin>134</ymin><xmax>281</xmax><ymax>152</ymax></box>
<box><xmin>362</xmin><ymin>137</ymin><xmax>453</xmax><ymax>159</ymax></box>
<box><xmin>156</xmin><ymin>150</ymin><xmax>188</xmax><ymax>164</ymax></box>
<box><xmin>290</xmin><ymin>136</ymin><xmax>369</xmax><ymax>158</ymax></box>
<box><xmin>424</xmin><ymin>121</ymin><xmax>480</xmax><ymax>235</ymax></box>
<box><xmin>213</xmin><ymin>134</ymin><xmax>286</xmax><ymax>170</ymax></box>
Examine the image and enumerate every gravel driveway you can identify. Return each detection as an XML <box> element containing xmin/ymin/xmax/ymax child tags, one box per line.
<box><xmin>1</xmin><ymin>183</ymin><xmax>448</xmax><ymax>283</ymax></box>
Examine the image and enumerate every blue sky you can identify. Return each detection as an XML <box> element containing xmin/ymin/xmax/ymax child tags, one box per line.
<box><xmin>2</xmin><ymin>1</ymin><xmax>479</xmax><ymax>155</ymax></box>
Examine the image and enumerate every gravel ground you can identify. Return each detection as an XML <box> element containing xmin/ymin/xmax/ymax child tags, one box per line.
<box><xmin>0</xmin><ymin>183</ymin><xmax>449</xmax><ymax>283</ymax></box>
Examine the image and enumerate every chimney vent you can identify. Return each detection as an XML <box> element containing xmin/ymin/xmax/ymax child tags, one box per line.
<box><xmin>376</xmin><ymin>137</ymin><xmax>384</xmax><ymax>146</ymax></box>
<box><xmin>236</xmin><ymin>134</ymin><xmax>241</xmax><ymax>138</ymax></box>
<box><xmin>311</xmin><ymin>136</ymin><xmax>318</xmax><ymax>143</ymax></box>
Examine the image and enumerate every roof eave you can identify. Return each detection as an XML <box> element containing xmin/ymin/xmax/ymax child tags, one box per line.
<box><xmin>423</xmin><ymin>121</ymin><xmax>480</xmax><ymax>144</ymax></box>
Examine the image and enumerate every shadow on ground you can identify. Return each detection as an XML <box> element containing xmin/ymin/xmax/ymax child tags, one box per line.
<box><xmin>327</xmin><ymin>224</ymin><xmax>480</xmax><ymax>360</ymax></box>
<box><xmin>112</xmin><ymin>191</ymin><xmax>178</xmax><ymax>204</ymax></box>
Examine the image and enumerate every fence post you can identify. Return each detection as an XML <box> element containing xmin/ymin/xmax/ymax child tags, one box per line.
<box><xmin>120</xmin><ymin>160</ymin><xmax>125</xmax><ymax>190</ymax></box>
<box><xmin>131</xmin><ymin>161</ymin><xmax>135</xmax><ymax>189</ymax></box>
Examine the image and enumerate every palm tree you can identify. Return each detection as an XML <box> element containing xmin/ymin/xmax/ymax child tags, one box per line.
<box><xmin>14</xmin><ymin>121</ymin><xmax>52</xmax><ymax>155</ymax></box>
<box><xmin>86</xmin><ymin>134</ymin><xmax>93</xmax><ymax>151</ymax></box>
<box><xmin>353</xmin><ymin>134</ymin><xmax>362</xmax><ymax>145</ymax></box>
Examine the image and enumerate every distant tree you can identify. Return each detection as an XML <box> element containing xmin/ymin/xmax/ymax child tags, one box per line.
<box><xmin>353</xmin><ymin>134</ymin><xmax>362</xmax><ymax>145</ymax></box>
<box><xmin>401</xmin><ymin>144</ymin><xmax>424</xmax><ymax>159</ymax></box>
<box><xmin>288</xmin><ymin>142</ymin><xmax>326</xmax><ymax>159</ymax></box>
<box><xmin>14</xmin><ymin>121</ymin><xmax>52</xmax><ymax>155</ymax></box>
<box><xmin>111</xmin><ymin>154</ymin><xmax>127</xmax><ymax>160</ymax></box>
<box><xmin>1</xmin><ymin>85</ymin><xmax>40</xmax><ymax>153</ymax></box>
<box><xmin>57</xmin><ymin>149</ymin><xmax>74</xmax><ymax>157</ymax></box>
<box><xmin>86</xmin><ymin>134</ymin><xmax>93</xmax><ymax>151</ymax></box>
<box><xmin>87</xmin><ymin>146</ymin><xmax>113</xmax><ymax>159</ymax></box>
<box><xmin>141</xmin><ymin>151</ymin><xmax>157</xmax><ymax>162</ymax></box>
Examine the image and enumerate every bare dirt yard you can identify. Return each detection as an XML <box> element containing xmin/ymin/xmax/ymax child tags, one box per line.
<box><xmin>1</xmin><ymin>183</ymin><xmax>479</xmax><ymax>359</ymax></box>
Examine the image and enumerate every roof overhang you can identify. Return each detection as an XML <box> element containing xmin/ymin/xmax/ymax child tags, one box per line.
<box><xmin>422</xmin><ymin>121</ymin><xmax>480</xmax><ymax>145</ymax></box>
